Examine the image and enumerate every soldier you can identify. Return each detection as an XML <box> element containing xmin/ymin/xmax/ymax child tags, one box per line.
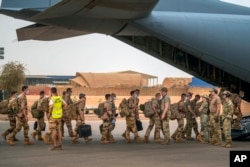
<box><xmin>1</xmin><ymin>91</ymin><xmax>19</xmax><ymax>141</ymax></box>
<box><xmin>31</xmin><ymin>91</ymin><xmax>48</xmax><ymax>141</ymax></box>
<box><xmin>198</xmin><ymin>95</ymin><xmax>209</xmax><ymax>143</ymax></box>
<box><xmin>61</xmin><ymin>88</ymin><xmax>74</xmax><ymax>137</ymax></box>
<box><xmin>209</xmin><ymin>88</ymin><xmax>222</xmax><ymax>146</ymax></box>
<box><xmin>144</xmin><ymin>92</ymin><xmax>162</xmax><ymax>143</ymax></box>
<box><xmin>171</xmin><ymin>93</ymin><xmax>186</xmax><ymax>142</ymax></box>
<box><xmin>7</xmin><ymin>86</ymin><xmax>33</xmax><ymax>145</ymax></box>
<box><xmin>160</xmin><ymin>87</ymin><xmax>171</xmax><ymax>145</ymax></box>
<box><xmin>221</xmin><ymin>90</ymin><xmax>234</xmax><ymax>148</ymax></box>
<box><xmin>109</xmin><ymin>93</ymin><xmax>117</xmax><ymax>142</ymax></box>
<box><xmin>123</xmin><ymin>90</ymin><xmax>144</xmax><ymax>143</ymax></box>
<box><xmin>232</xmin><ymin>90</ymin><xmax>245</xmax><ymax>129</ymax></box>
<box><xmin>100</xmin><ymin>94</ymin><xmax>114</xmax><ymax>144</ymax></box>
<box><xmin>48</xmin><ymin>87</ymin><xmax>67</xmax><ymax>150</ymax></box>
<box><xmin>183</xmin><ymin>92</ymin><xmax>195</xmax><ymax>140</ymax></box>
<box><xmin>72</xmin><ymin>93</ymin><xmax>92</xmax><ymax>144</ymax></box>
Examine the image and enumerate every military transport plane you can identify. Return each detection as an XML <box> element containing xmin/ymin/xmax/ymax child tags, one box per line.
<box><xmin>0</xmin><ymin>0</ymin><xmax>250</xmax><ymax>101</ymax></box>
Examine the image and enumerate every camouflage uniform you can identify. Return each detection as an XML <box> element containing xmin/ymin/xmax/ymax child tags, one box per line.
<box><xmin>100</xmin><ymin>101</ymin><xmax>114</xmax><ymax>143</ymax></box>
<box><xmin>1</xmin><ymin>97</ymin><xmax>17</xmax><ymax>141</ymax></box>
<box><xmin>7</xmin><ymin>94</ymin><xmax>32</xmax><ymax>145</ymax></box>
<box><xmin>221</xmin><ymin>98</ymin><xmax>233</xmax><ymax>147</ymax></box>
<box><xmin>161</xmin><ymin>95</ymin><xmax>171</xmax><ymax>144</ymax></box>
<box><xmin>199</xmin><ymin>101</ymin><xmax>209</xmax><ymax>143</ymax></box>
<box><xmin>171</xmin><ymin>100</ymin><xmax>185</xmax><ymax>142</ymax></box>
<box><xmin>31</xmin><ymin>97</ymin><xmax>48</xmax><ymax>141</ymax></box>
<box><xmin>209</xmin><ymin>96</ymin><xmax>222</xmax><ymax>145</ymax></box>
<box><xmin>109</xmin><ymin>100</ymin><xmax>116</xmax><ymax>132</ymax></box>
<box><xmin>232</xmin><ymin>94</ymin><xmax>243</xmax><ymax>129</ymax></box>
<box><xmin>72</xmin><ymin>97</ymin><xmax>92</xmax><ymax>144</ymax></box>
<box><xmin>62</xmin><ymin>94</ymin><xmax>74</xmax><ymax>137</ymax></box>
<box><xmin>124</xmin><ymin>97</ymin><xmax>143</xmax><ymax>143</ymax></box>
<box><xmin>144</xmin><ymin>98</ymin><xmax>162</xmax><ymax>143</ymax></box>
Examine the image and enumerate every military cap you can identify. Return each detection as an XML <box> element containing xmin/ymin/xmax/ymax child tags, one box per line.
<box><xmin>160</xmin><ymin>87</ymin><xmax>168</xmax><ymax>92</ymax></box>
<box><xmin>209</xmin><ymin>88</ymin><xmax>218</xmax><ymax>94</ymax></box>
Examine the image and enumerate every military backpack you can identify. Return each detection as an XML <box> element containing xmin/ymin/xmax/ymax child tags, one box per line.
<box><xmin>31</xmin><ymin>101</ymin><xmax>44</xmax><ymax>119</ymax></box>
<box><xmin>119</xmin><ymin>98</ymin><xmax>130</xmax><ymax>117</ymax></box>
<box><xmin>141</xmin><ymin>101</ymin><xmax>154</xmax><ymax>118</ymax></box>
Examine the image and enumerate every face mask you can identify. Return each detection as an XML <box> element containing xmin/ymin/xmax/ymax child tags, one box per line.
<box><xmin>134</xmin><ymin>95</ymin><xmax>138</xmax><ymax>98</ymax></box>
<box><xmin>113</xmin><ymin>97</ymin><xmax>116</xmax><ymax>101</ymax></box>
<box><xmin>26</xmin><ymin>90</ymin><xmax>30</xmax><ymax>95</ymax></box>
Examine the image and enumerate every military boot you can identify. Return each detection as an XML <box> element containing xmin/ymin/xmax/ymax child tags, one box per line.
<box><xmin>13</xmin><ymin>136</ymin><xmax>19</xmax><ymax>141</ymax></box>
<box><xmin>144</xmin><ymin>136</ymin><xmax>150</xmax><ymax>143</ymax></box>
<box><xmin>31</xmin><ymin>132</ymin><xmax>37</xmax><ymax>140</ymax></box>
<box><xmin>122</xmin><ymin>133</ymin><xmax>131</xmax><ymax>143</ymax></box>
<box><xmin>72</xmin><ymin>137</ymin><xmax>80</xmax><ymax>144</ymax></box>
<box><xmin>154</xmin><ymin>138</ymin><xmax>162</xmax><ymax>143</ymax></box>
<box><xmin>24</xmin><ymin>138</ymin><xmax>33</xmax><ymax>145</ymax></box>
<box><xmin>1</xmin><ymin>131</ymin><xmax>9</xmax><ymax>141</ymax></box>
<box><xmin>84</xmin><ymin>137</ymin><xmax>92</xmax><ymax>143</ymax></box>
<box><xmin>196</xmin><ymin>134</ymin><xmax>203</xmax><ymax>142</ymax></box>
<box><xmin>37</xmin><ymin>135</ymin><xmax>43</xmax><ymax>141</ymax></box>
<box><xmin>135</xmin><ymin>136</ymin><xmax>144</xmax><ymax>143</ymax></box>
<box><xmin>7</xmin><ymin>139</ymin><xmax>15</xmax><ymax>146</ymax></box>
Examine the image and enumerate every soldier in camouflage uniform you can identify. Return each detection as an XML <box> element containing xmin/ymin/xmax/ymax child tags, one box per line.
<box><xmin>108</xmin><ymin>93</ymin><xmax>117</xmax><ymax>142</ymax></box>
<box><xmin>61</xmin><ymin>88</ymin><xmax>74</xmax><ymax>137</ymax></box>
<box><xmin>31</xmin><ymin>91</ymin><xmax>49</xmax><ymax>141</ymax></box>
<box><xmin>123</xmin><ymin>90</ymin><xmax>144</xmax><ymax>143</ymax></box>
<box><xmin>209</xmin><ymin>88</ymin><xmax>222</xmax><ymax>146</ymax></box>
<box><xmin>100</xmin><ymin>94</ymin><xmax>115</xmax><ymax>144</ymax></box>
<box><xmin>232</xmin><ymin>90</ymin><xmax>244</xmax><ymax>129</ymax></box>
<box><xmin>1</xmin><ymin>91</ymin><xmax>19</xmax><ymax>141</ymax></box>
<box><xmin>72</xmin><ymin>93</ymin><xmax>92</xmax><ymax>144</ymax></box>
<box><xmin>171</xmin><ymin>93</ymin><xmax>186</xmax><ymax>142</ymax></box>
<box><xmin>144</xmin><ymin>92</ymin><xmax>162</xmax><ymax>143</ymax></box>
<box><xmin>7</xmin><ymin>86</ymin><xmax>33</xmax><ymax>145</ymax></box>
<box><xmin>160</xmin><ymin>87</ymin><xmax>171</xmax><ymax>145</ymax></box>
<box><xmin>198</xmin><ymin>95</ymin><xmax>209</xmax><ymax>143</ymax></box>
<box><xmin>221</xmin><ymin>91</ymin><xmax>234</xmax><ymax>148</ymax></box>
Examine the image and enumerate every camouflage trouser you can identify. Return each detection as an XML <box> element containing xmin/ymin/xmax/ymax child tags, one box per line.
<box><xmin>210</xmin><ymin>113</ymin><xmax>222</xmax><ymax>144</ymax></box>
<box><xmin>101</xmin><ymin>121</ymin><xmax>112</xmax><ymax>141</ymax></box>
<box><xmin>233</xmin><ymin>108</ymin><xmax>242</xmax><ymax>129</ymax></box>
<box><xmin>222</xmin><ymin>118</ymin><xmax>232</xmax><ymax>145</ymax></box>
<box><xmin>162</xmin><ymin>115</ymin><xmax>170</xmax><ymax>143</ymax></box>
<box><xmin>3</xmin><ymin>115</ymin><xmax>16</xmax><ymax>135</ymax></box>
<box><xmin>109</xmin><ymin>123</ymin><xmax>115</xmax><ymax>132</ymax></box>
<box><xmin>8</xmin><ymin>116</ymin><xmax>29</xmax><ymax>140</ymax></box>
<box><xmin>125</xmin><ymin>116</ymin><xmax>140</xmax><ymax>140</ymax></box>
<box><xmin>145</xmin><ymin>114</ymin><xmax>161</xmax><ymax>140</ymax></box>
<box><xmin>35</xmin><ymin>117</ymin><xmax>45</xmax><ymax>137</ymax></box>
<box><xmin>61</xmin><ymin>113</ymin><xmax>73</xmax><ymax>136</ymax></box>
<box><xmin>172</xmin><ymin>117</ymin><xmax>184</xmax><ymax>140</ymax></box>
<box><xmin>184</xmin><ymin>113</ymin><xmax>199</xmax><ymax>137</ymax></box>
<box><xmin>200</xmin><ymin>114</ymin><xmax>209</xmax><ymax>142</ymax></box>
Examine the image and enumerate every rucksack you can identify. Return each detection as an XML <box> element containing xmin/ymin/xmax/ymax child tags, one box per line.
<box><xmin>94</xmin><ymin>102</ymin><xmax>105</xmax><ymax>118</ymax></box>
<box><xmin>0</xmin><ymin>100</ymin><xmax>9</xmax><ymax>114</ymax></box>
<box><xmin>142</xmin><ymin>101</ymin><xmax>154</xmax><ymax>118</ymax></box>
<box><xmin>119</xmin><ymin>98</ymin><xmax>130</xmax><ymax>117</ymax></box>
<box><xmin>8</xmin><ymin>98</ymin><xmax>19</xmax><ymax>115</ymax></box>
<box><xmin>31</xmin><ymin>100</ymin><xmax>44</xmax><ymax>119</ymax></box>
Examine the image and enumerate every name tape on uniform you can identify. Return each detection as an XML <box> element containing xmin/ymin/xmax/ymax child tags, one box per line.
<box><xmin>230</xmin><ymin>151</ymin><xmax>250</xmax><ymax>167</ymax></box>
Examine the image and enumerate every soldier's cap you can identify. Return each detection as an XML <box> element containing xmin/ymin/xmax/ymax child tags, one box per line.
<box><xmin>201</xmin><ymin>94</ymin><xmax>209</xmax><ymax>99</ymax></box>
<box><xmin>66</xmin><ymin>88</ymin><xmax>72</xmax><ymax>92</ymax></box>
<box><xmin>187</xmin><ymin>92</ymin><xmax>193</xmax><ymax>96</ymax></box>
<box><xmin>160</xmin><ymin>87</ymin><xmax>168</xmax><ymax>92</ymax></box>
<box><xmin>222</xmin><ymin>90</ymin><xmax>231</xmax><ymax>96</ymax></box>
<box><xmin>79</xmin><ymin>93</ymin><xmax>85</xmax><ymax>98</ymax></box>
<box><xmin>209</xmin><ymin>88</ymin><xmax>218</xmax><ymax>94</ymax></box>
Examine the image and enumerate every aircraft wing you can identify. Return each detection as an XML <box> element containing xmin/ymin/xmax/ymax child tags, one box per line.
<box><xmin>0</xmin><ymin>0</ymin><xmax>158</xmax><ymax>41</ymax></box>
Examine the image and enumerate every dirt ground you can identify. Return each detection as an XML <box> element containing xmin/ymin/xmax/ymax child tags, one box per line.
<box><xmin>0</xmin><ymin>95</ymin><xmax>249</xmax><ymax>121</ymax></box>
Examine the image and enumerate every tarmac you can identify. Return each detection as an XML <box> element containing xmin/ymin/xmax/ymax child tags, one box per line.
<box><xmin>0</xmin><ymin>120</ymin><xmax>249</xmax><ymax>167</ymax></box>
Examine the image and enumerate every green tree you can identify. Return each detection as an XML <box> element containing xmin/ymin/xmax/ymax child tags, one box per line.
<box><xmin>0</xmin><ymin>61</ymin><xmax>26</xmax><ymax>95</ymax></box>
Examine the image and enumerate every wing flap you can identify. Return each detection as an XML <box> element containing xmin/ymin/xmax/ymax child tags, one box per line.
<box><xmin>16</xmin><ymin>24</ymin><xmax>89</xmax><ymax>41</ymax></box>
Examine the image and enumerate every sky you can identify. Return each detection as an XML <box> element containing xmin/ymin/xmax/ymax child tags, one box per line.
<box><xmin>0</xmin><ymin>14</ymin><xmax>192</xmax><ymax>84</ymax></box>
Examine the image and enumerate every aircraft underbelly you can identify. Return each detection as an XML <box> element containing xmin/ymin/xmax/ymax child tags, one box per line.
<box><xmin>135</xmin><ymin>12</ymin><xmax>250</xmax><ymax>82</ymax></box>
